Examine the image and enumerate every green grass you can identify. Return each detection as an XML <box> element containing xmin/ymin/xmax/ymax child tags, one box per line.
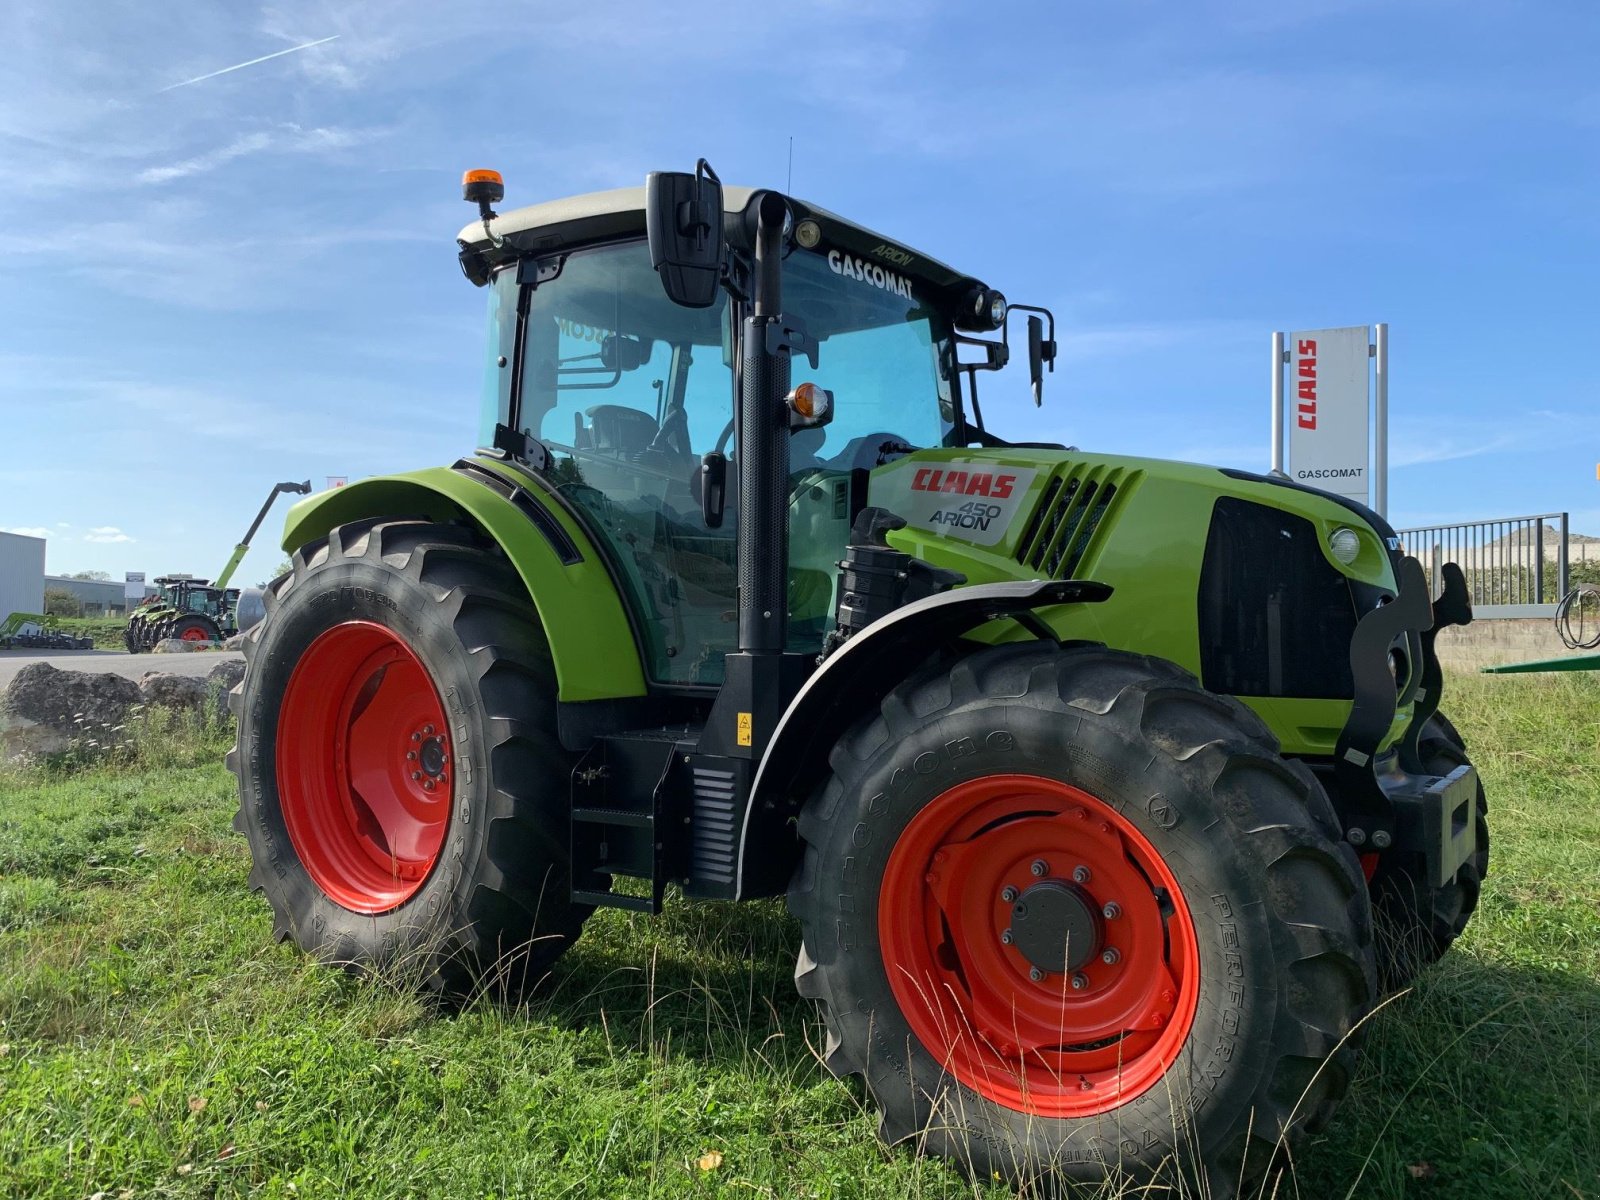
<box><xmin>50</xmin><ymin>615</ymin><xmax>130</xmax><ymax>650</ymax></box>
<box><xmin>0</xmin><ymin>672</ymin><xmax>1597</xmax><ymax>1198</ymax></box>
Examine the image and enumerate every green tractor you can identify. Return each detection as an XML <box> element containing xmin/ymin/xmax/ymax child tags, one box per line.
<box><xmin>229</xmin><ymin>163</ymin><xmax>1487</xmax><ymax>1195</ymax></box>
<box><xmin>124</xmin><ymin>576</ymin><xmax>237</xmax><ymax>652</ymax></box>
<box><xmin>125</xmin><ymin>481</ymin><xmax>311</xmax><ymax>652</ymax></box>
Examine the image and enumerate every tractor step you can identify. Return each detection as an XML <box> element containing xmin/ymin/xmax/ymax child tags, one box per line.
<box><xmin>569</xmin><ymin>728</ymin><xmax>751</xmax><ymax>912</ymax></box>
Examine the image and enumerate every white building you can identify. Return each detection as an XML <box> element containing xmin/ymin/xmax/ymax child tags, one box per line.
<box><xmin>0</xmin><ymin>531</ymin><xmax>46</xmax><ymax>619</ymax></box>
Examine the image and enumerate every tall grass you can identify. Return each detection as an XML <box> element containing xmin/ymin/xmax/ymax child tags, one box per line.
<box><xmin>0</xmin><ymin>670</ymin><xmax>1595</xmax><ymax>1198</ymax></box>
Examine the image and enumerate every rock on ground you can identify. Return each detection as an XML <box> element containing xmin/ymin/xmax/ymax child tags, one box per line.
<box><xmin>0</xmin><ymin>663</ymin><xmax>141</xmax><ymax>758</ymax></box>
<box><xmin>139</xmin><ymin>671</ymin><xmax>207</xmax><ymax>714</ymax></box>
<box><xmin>154</xmin><ymin>639</ymin><xmax>214</xmax><ymax>654</ymax></box>
<box><xmin>206</xmin><ymin>659</ymin><xmax>246</xmax><ymax>721</ymax></box>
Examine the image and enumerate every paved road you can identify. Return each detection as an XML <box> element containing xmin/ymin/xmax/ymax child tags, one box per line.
<box><xmin>0</xmin><ymin>648</ymin><xmax>244</xmax><ymax>691</ymax></box>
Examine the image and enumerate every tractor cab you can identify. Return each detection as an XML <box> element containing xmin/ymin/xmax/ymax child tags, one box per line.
<box><xmin>467</xmin><ymin>187</ymin><xmax>1021</xmax><ymax>683</ymax></box>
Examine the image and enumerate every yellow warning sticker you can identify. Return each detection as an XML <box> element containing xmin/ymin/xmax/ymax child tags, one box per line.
<box><xmin>736</xmin><ymin>712</ymin><xmax>753</xmax><ymax>747</ymax></box>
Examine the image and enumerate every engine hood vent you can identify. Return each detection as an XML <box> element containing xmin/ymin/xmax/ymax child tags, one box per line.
<box><xmin>1015</xmin><ymin>465</ymin><xmax>1138</xmax><ymax>579</ymax></box>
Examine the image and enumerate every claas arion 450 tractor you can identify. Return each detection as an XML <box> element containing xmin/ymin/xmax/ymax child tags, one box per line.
<box><xmin>229</xmin><ymin>162</ymin><xmax>1487</xmax><ymax>1195</ymax></box>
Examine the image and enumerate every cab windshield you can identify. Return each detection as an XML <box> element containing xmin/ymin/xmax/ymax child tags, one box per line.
<box><xmin>477</xmin><ymin>237</ymin><xmax>957</xmax><ymax>684</ymax></box>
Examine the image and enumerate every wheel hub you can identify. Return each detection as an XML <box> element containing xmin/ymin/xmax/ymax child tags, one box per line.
<box><xmin>1010</xmin><ymin>879</ymin><xmax>1103</xmax><ymax>974</ymax></box>
<box><xmin>417</xmin><ymin>733</ymin><xmax>448</xmax><ymax>778</ymax></box>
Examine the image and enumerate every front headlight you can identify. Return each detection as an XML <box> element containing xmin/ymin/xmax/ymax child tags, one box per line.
<box><xmin>1328</xmin><ymin>526</ymin><xmax>1361</xmax><ymax>564</ymax></box>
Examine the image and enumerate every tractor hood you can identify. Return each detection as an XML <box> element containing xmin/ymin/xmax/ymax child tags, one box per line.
<box><xmin>872</xmin><ymin>446</ymin><xmax>1399</xmax><ymax>584</ymax></box>
<box><xmin>873</xmin><ymin>445</ymin><xmax>1411</xmax><ymax>759</ymax></box>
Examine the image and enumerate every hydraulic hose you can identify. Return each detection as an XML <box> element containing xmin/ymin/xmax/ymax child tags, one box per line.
<box><xmin>1555</xmin><ymin>584</ymin><xmax>1600</xmax><ymax>650</ymax></box>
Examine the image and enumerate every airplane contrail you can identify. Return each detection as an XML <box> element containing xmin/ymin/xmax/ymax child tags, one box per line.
<box><xmin>159</xmin><ymin>35</ymin><xmax>341</xmax><ymax>92</ymax></box>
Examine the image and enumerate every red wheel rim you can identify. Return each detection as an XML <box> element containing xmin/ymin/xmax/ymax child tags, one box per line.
<box><xmin>276</xmin><ymin>621</ymin><xmax>453</xmax><ymax>914</ymax></box>
<box><xmin>878</xmin><ymin>774</ymin><xmax>1200</xmax><ymax>1118</ymax></box>
<box><xmin>180</xmin><ymin>626</ymin><xmax>210</xmax><ymax>642</ymax></box>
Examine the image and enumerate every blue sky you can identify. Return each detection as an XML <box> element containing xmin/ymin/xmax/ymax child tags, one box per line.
<box><xmin>2</xmin><ymin>0</ymin><xmax>1597</xmax><ymax>579</ymax></box>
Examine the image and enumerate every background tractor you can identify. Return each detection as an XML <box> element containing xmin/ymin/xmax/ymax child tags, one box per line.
<box><xmin>229</xmin><ymin>163</ymin><xmax>1486</xmax><ymax>1196</ymax></box>
<box><xmin>125</xmin><ymin>481</ymin><xmax>310</xmax><ymax>652</ymax></box>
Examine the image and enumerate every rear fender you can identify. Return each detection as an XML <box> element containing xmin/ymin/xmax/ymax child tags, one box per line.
<box><xmin>277</xmin><ymin>461</ymin><xmax>646</xmax><ymax>702</ymax></box>
<box><xmin>736</xmin><ymin>578</ymin><xmax>1112</xmax><ymax>898</ymax></box>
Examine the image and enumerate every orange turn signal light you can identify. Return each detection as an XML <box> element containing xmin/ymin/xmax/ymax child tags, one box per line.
<box><xmin>790</xmin><ymin>381</ymin><xmax>829</xmax><ymax>419</ymax></box>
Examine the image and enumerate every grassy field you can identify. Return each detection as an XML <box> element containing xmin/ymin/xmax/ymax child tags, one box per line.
<box><xmin>49</xmin><ymin>616</ymin><xmax>130</xmax><ymax>651</ymax></box>
<box><xmin>0</xmin><ymin>671</ymin><xmax>1596</xmax><ymax>1199</ymax></box>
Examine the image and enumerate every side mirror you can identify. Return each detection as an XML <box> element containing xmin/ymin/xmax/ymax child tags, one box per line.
<box><xmin>697</xmin><ymin>451</ymin><xmax>727</xmax><ymax>528</ymax></box>
<box><xmin>646</xmin><ymin>161</ymin><xmax>724</xmax><ymax>309</ymax></box>
<box><xmin>1027</xmin><ymin>315</ymin><xmax>1045</xmax><ymax>407</ymax></box>
<box><xmin>600</xmin><ymin>334</ymin><xmax>652</xmax><ymax>372</ymax></box>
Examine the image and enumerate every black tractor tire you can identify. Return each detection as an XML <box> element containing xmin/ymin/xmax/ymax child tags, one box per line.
<box><xmin>125</xmin><ymin>618</ymin><xmax>146</xmax><ymax>653</ymax></box>
<box><xmin>169</xmin><ymin>614</ymin><xmax>223</xmax><ymax>644</ymax></box>
<box><xmin>788</xmin><ymin>642</ymin><xmax>1377</xmax><ymax>1197</ymax></box>
<box><xmin>1371</xmin><ymin>712</ymin><xmax>1490</xmax><ymax>991</ymax></box>
<box><xmin>227</xmin><ymin>517</ymin><xmax>590</xmax><ymax>998</ymax></box>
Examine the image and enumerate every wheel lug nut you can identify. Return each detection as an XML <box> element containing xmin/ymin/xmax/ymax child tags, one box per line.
<box><xmin>423</xmin><ymin>779</ymin><xmax>436</xmax><ymax>792</ymax></box>
<box><xmin>411</xmin><ymin>771</ymin><xmax>422</xmax><ymax>781</ymax></box>
<box><xmin>423</xmin><ymin>724</ymin><xmax>435</xmax><ymax>735</ymax></box>
<box><xmin>1001</xmin><ymin>886</ymin><xmax>1018</xmax><ymax>903</ymax></box>
<box><xmin>1029</xmin><ymin>967</ymin><xmax>1045</xmax><ymax>983</ymax></box>
<box><xmin>1030</xmin><ymin>859</ymin><xmax>1048</xmax><ymax>877</ymax></box>
<box><xmin>1161</xmin><ymin>989</ymin><xmax>1176</xmax><ymax>1004</ymax></box>
<box><xmin>1072</xmin><ymin>865</ymin><xmax>1091</xmax><ymax>884</ymax></box>
<box><xmin>407</xmin><ymin>750</ymin><xmax>418</xmax><ymax>761</ymax></box>
<box><xmin>1070</xmin><ymin>972</ymin><xmax>1089</xmax><ymax>991</ymax></box>
<box><xmin>411</xmin><ymin>732</ymin><xmax>421</xmax><ymax>742</ymax></box>
<box><xmin>1001</xmin><ymin>929</ymin><xmax>1014</xmax><ymax>945</ymax></box>
<box><xmin>1101</xmin><ymin>948</ymin><xmax>1121</xmax><ymax>966</ymax></box>
<box><xmin>1102</xmin><ymin>901</ymin><xmax>1121</xmax><ymax>919</ymax></box>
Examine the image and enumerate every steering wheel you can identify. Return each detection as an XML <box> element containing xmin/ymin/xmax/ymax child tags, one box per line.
<box><xmin>714</xmin><ymin>417</ymin><xmax>735</xmax><ymax>456</ymax></box>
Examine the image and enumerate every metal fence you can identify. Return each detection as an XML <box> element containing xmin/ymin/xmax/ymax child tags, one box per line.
<box><xmin>1396</xmin><ymin>512</ymin><xmax>1570</xmax><ymax>618</ymax></box>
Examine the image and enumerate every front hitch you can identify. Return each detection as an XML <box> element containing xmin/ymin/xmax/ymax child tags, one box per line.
<box><xmin>1329</xmin><ymin>556</ymin><xmax>1477</xmax><ymax>884</ymax></box>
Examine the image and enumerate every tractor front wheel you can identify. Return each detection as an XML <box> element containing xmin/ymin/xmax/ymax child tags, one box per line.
<box><xmin>227</xmin><ymin>518</ymin><xmax>589</xmax><ymax>996</ymax></box>
<box><xmin>788</xmin><ymin>643</ymin><xmax>1376</xmax><ymax>1196</ymax></box>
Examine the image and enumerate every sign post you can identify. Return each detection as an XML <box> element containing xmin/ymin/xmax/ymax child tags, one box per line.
<box><xmin>1269</xmin><ymin>324</ymin><xmax>1388</xmax><ymax>515</ymax></box>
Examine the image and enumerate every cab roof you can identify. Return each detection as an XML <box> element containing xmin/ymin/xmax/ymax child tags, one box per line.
<box><xmin>456</xmin><ymin>185</ymin><xmax>985</xmax><ymax>303</ymax></box>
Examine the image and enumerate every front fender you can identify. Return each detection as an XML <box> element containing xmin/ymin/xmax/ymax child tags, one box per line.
<box><xmin>278</xmin><ymin>461</ymin><xmax>646</xmax><ymax>702</ymax></box>
<box><xmin>736</xmin><ymin>578</ymin><xmax>1112</xmax><ymax>898</ymax></box>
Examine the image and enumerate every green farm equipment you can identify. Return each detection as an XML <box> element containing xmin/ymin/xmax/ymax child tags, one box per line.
<box><xmin>0</xmin><ymin>612</ymin><xmax>92</xmax><ymax>650</ymax></box>
<box><xmin>228</xmin><ymin>164</ymin><xmax>1488</xmax><ymax>1195</ymax></box>
<box><xmin>125</xmin><ymin>481</ymin><xmax>310</xmax><ymax>652</ymax></box>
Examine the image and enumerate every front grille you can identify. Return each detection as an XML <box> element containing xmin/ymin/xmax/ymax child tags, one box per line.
<box><xmin>1198</xmin><ymin>497</ymin><xmax>1358</xmax><ymax>699</ymax></box>
<box><xmin>1015</xmin><ymin>466</ymin><xmax>1137</xmax><ymax>579</ymax></box>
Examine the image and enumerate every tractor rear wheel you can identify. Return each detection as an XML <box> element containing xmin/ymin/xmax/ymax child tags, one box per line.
<box><xmin>788</xmin><ymin>643</ymin><xmax>1376</xmax><ymax>1196</ymax></box>
<box><xmin>169</xmin><ymin>614</ymin><xmax>221</xmax><ymax>644</ymax></box>
<box><xmin>227</xmin><ymin>517</ymin><xmax>589</xmax><ymax>997</ymax></box>
<box><xmin>1370</xmin><ymin>712</ymin><xmax>1489</xmax><ymax>990</ymax></box>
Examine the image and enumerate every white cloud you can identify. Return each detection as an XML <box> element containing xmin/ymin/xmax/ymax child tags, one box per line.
<box><xmin>137</xmin><ymin>123</ymin><xmax>374</xmax><ymax>184</ymax></box>
<box><xmin>3</xmin><ymin>526</ymin><xmax>51</xmax><ymax>539</ymax></box>
<box><xmin>84</xmin><ymin>526</ymin><xmax>135</xmax><ymax>544</ymax></box>
<box><xmin>136</xmin><ymin>132</ymin><xmax>274</xmax><ymax>184</ymax></box>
